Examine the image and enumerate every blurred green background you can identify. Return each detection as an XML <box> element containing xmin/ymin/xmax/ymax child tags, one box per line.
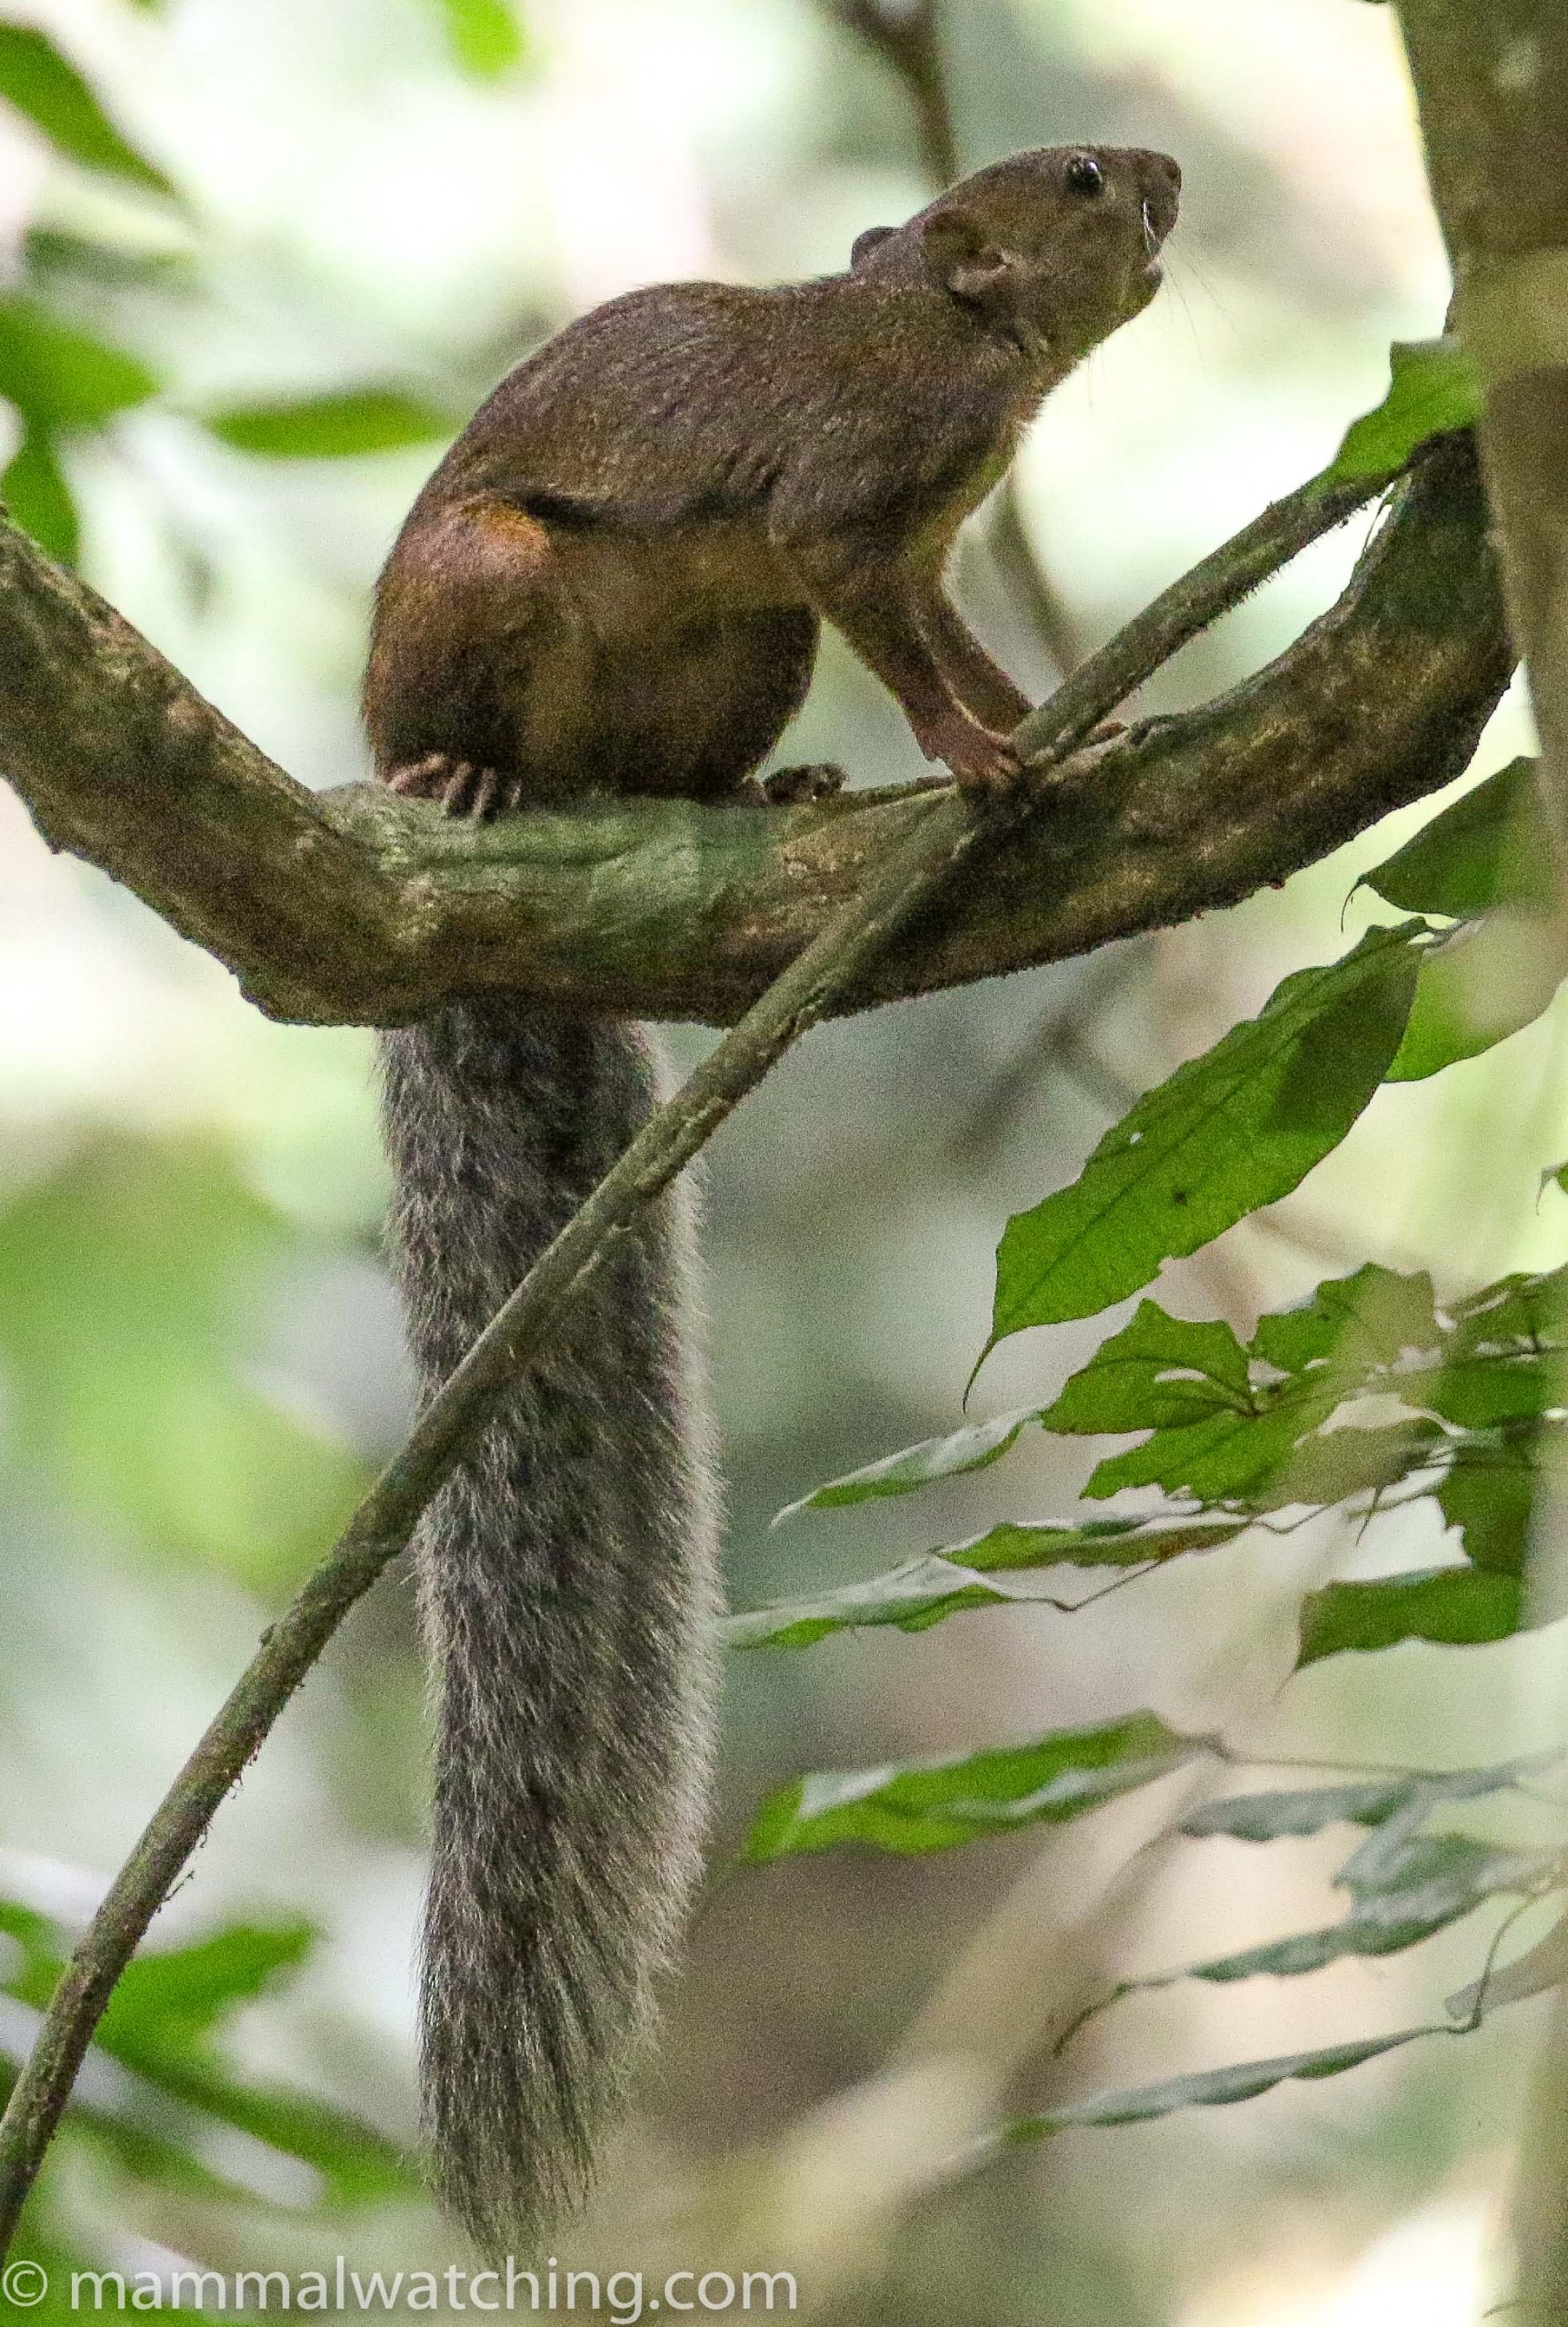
<box><xmin>0</xmin><ymin>0</ymin><xmax>1563</xmax><ymax>2318</ymax></box>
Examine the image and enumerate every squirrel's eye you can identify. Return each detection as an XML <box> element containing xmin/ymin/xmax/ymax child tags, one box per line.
<box><xmin>1064</xmin><ymin>153</ymin><xmax>1105</xmax><ymax>198</ymax></box>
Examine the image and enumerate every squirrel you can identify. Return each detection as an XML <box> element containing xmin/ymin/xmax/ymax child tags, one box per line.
<box><xmin>365</xmin><ymin>143</ymin><xmax>1180</xmax><ymax>2252</ymax></box>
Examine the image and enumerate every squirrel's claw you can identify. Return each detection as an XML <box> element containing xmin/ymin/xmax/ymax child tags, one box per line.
<box><xmin>385</xmin><ymin>753</ymin><xmax>512</xmax><ymax>821</ymax></box>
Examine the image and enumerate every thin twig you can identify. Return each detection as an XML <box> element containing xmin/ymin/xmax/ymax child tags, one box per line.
<box><xmin>0</xmin><ymin>455</ymin><xmax>1399</xmax><ymax>2258</ymax></box>
<box><xmin>989</xmin><ymin>475</ymin><xmax>1087</xmax><ymax>677</ymax></box>
<box><xmin>950</xmin><ymin>938</ymin><xmax>1152</xmax><ymax>1164</ymax></box>
<box><xmin>825</xmin><ymin>0</ymin><xmax>957</xmax><ymax>186</ymax></box>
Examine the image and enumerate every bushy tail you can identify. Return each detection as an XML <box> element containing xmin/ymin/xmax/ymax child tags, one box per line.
<box><xmin>378</xmin><ymin>1002</ymin><xmax>720</xmax><ymax>2254</ymax></box>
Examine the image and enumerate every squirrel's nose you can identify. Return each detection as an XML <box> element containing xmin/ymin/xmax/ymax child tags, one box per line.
<box><xmin>1138</xmin><ymin>151</ymin><xmax>1182</xmax><ymax>241</ymax></box>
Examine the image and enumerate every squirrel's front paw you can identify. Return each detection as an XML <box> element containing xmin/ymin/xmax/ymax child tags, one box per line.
<box><xmin>762</xmin><ymin>763</ymin><xmax>848</xmax><ymax>804</ymax></box>
<box><xmin>919</xmin><ymin>712</ymin><xmax>1022</xmax><ymax>796</ymax></box>
<box><xmin>385</xmin><ymin>754</ymin><xmax>513</xmax><ymax>820</ymax></box>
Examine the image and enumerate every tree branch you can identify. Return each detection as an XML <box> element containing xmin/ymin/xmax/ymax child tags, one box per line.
<box><xmin>0</xmin><ymin>438</ymin><xmax>1510</xmax><ymax>1033</ymax></box>
<box><xmin>0</xmin><ymin>443</ymin><xmax>1464</xmax><ymax>2260</ymax></box>
<box><xmin>824</xmin><ymin>0</ymin><xmax>958</xmax><ymax>187</ymax></box>
<box><xmin>1394</xmin><ymin>1</ymin><xmax>1568</xmax><ymax>854</ymax></box>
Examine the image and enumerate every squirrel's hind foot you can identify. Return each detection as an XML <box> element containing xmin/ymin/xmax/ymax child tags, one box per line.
<box><xmin>760</xmin><ymin>763</ymin><xmax>847</xmax><ymax>805</ymax></box>
<box><xmin>385</xmin><ymin>754</ymin><xmax>516</xmax><ymax>820</ymax></box>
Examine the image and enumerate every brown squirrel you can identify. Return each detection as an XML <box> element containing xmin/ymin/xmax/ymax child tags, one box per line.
<box><xmin>368</xmin><ymin>143</ymin><xmax>1179</xmax><ymax>2252</ymax></box>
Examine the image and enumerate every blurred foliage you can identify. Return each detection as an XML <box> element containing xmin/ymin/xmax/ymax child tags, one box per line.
<box><xmin>0</xmin><ymin>0</ymin><xmax>1562</xmax><ymax>2316</ymax></box>
<box><xmin>0</xmin><ymin>28</ymin><xmax>174</xmax><ymax>197</ymax></box>
<box><xmin>429</xmin><ymin>0</ymin><xmax>530</xmax><ymax>79</ymax></box>
<box><xmin>0</xmin><ymin>1138</ymin><xmax>367</xmax><ymax>1592</ymax></box>
<box><xmin>0</xmin><ymin>1893</ymin><xmax>416</xmax><ymax>2287</ymax></box>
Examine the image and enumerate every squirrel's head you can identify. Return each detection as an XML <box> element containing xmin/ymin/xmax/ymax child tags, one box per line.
<box><xmin>853</xmin><ymin>145</ymin><xmax>1181</xmax><ymax>369</ymax></box>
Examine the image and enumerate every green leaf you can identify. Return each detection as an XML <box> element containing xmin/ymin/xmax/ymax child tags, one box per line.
<box><xmin>1385</xmin><ymin>916</ymin><xmax>1567</xmax><ymax>1082</ymax></box>
<box><xmin>1436</xmin><ymin>1444</ymin><xmax>1540</xmax><ymax>1575</ymax></box>
<box><xmin>1298</xmin><ymin>1565</ymin><xmax>1524</xmax><ymax>1666</ymax></box>
<box><xmin>1040</xmin><ymin>1303</ymin><xmax>1253</xmax><ymax>1433</ymax></box>
<box><xmin>1448</xmin><ymin>1910</ymin><xmax>1568</xmax><ymax>2021</ymax></box>
<box><xmin>1180</xmin><ymin>1755</ymin><xmax>1555</xmax><ymax>1844</ymax></box>
<box><xmin>0</xmin><ymin>1137</ymin><xmax>368</xmax><ymax>1591</ymax></box>
<box><xmin>774</xmin><ymin>1408</ymin><xmax>1037</xmax><ymax>1521</ymax></box>
<box><xmin>203</xmin><ymin>389</ymin><xmax>452</xmax><ymax>459</ymax></box>
<box><xmin>0</xmin><ymin>299</ymin><xmax>158</xmax><ymax>428</ymax></box>
<box><xmin>2</xmin><ymin>420</ymin><xmax>77</xmax><ymax>564</ymax></box>
<box><xmin>1</xmin><ymin>1906</ymin><xmax>414</xmax><ymax>2211</ymax></box>
<box><xmin>1251</xmin><ymin>1263</ymin><xmax>1439</xmax><ymax>1377</ymax></box>
<box><xmin>744</xmin><ymin>1713</ymin><xmax>1202</xmax><ymax>1861</ymax></box>
<box><xmin>1328</xmin><ymin>337</ymin><xmax>1481</xmax><ymax>484</ymax></box>
<box><xmin>984</xmin><ymin>924</ymin><xmax>1423</xmax><ymax>1351</ymax></box>
<box><xmin>0</xmin><ymin>26</ymin><xmax>174</xmax><ymax>195</ymax></box>
<box><xmin>1082</xmin><ymin>1400</ymin><xmax>1328</xmax><ymax>1505</ymax></box>
<box><xmin>1448</xmin><ymin>1267</ymin><xmax>1568</xmax><ymax>1354</ymax></box>
<box><xmin>1004</xmin><ymin>2026</ymin><xmax>1451</xmax><ymax>2142</ymax></box>
<box><xmin>430</xmin><ymin>0</ymin><xmax>528</xmax><ymax>75</ymax></box>
<box><xmin>1174</xmin><ymin>1836</ymin><xmax>1553</xmax><ymax>1982</ymax></box>
<box><xmin>724</xmin><ymin>1520</ymin><xmax>1243</xmax><ymax>1649</ymax></box>
<box><xmin>1365</xmin><ymin>759</ymin><xmax>1553</xmax><ymax>918</ymax></box>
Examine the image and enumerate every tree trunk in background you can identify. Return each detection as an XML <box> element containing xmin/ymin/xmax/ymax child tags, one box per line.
<box><xmin>1393</xmin><ymin>5</ymin><xmax>1568</xmax><ymax>2309</ymax></box>
<box><xmin>1396</xmin><ymin>2</ymin><xmax>1568</xmax><ymax>847</ymax></box>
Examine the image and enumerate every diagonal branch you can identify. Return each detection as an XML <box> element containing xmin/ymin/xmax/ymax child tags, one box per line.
<box><xmin>0</xmin><ymin>444</ymin><xmax>1449</xmax><ymax>2261</ymax></box>
<box><xmin>0</xmin><ymin>437</ymin><xmax>1511</xmax><ymax>1032</ymax></box>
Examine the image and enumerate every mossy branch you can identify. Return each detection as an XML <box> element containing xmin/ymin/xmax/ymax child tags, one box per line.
<box><xmin>0</xmin><ymin>437</ymin><xmax>1510</xmax><ymax>1033</ymax></box>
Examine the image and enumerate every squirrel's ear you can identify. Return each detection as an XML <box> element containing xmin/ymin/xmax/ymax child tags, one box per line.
<box><xmin>922</xmin><ymin>204</ymin><xmax>1009</xmax><ymax>305</ymax></box>
<box><xmin>850</xmin><ymin>225</ymin><xmax>896</xmax><ymax>272</ymax></box>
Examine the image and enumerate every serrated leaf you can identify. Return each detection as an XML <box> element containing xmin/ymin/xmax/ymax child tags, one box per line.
<box><xmin>984</xmin><ymin>924</ymin><xmax>1423</xmax><ymax>1350</ymax></box>
<box><xmin>744</xmin><ymin>1713</ymin><xmax>1202</xmax><ymax>1861</ymax></box>
<box><xmin>1436</xmin><ymin>1444</ymin><xmax>1541</xmax><ymax>1575</ymax></box>
<box><xmin>204</xmin><ymin>389</ymin><xmax>452</xmax><ymax>459</ymax></box>
<box><xmin>1448</xmin><ymin>1267</ymin><xmax>1568</xmax><ymax>1354</ymax></box>
<box><xmin>2</xmin><ymin>420</ymin><xmax>77</xmax><ymax>564</ymax></box>
<box><xmin>1365</xmin><ymin>759</ymin><xmax>1552</xmax><ymax>918</ymax></box>
<box><xmin>0</xmin><ymin>26</ymin><xmax>174</xmax><ymax>195</ymax></box>
<box><xmin>1298</xmin><ymin>1565</ymin><xmax>1523</xmax><ymax>1666</ymax></box>
<box><xmin>1041</xmin><ymin>1303</ymin><xmax>1253</xmax><ymax>1433</ymax></box>
<box><xmin>1004</xmin><ymin>2026</ymin><xmax>1449</xmax><ymax>2142</ymax></box>
<box><xmin>1328</xmin><ymin>337</ymin><xmax>1481</xmax><ymax>484</ymax></box>
<box><xmin>724</xmin><ymin>1520</ymin><xmax>1243</xmax><ymax>1649</ymax></box>
<box><xmin>0</xmin><ymin>299</ymin><xmax>157</xmax><ymax>428</ymax></box>
<box><xmin>1251</xmin><ymin>1263</ymin><xmax>1439</xmax><ymax>1377</ymax></box>
<box><xmin>774</xmin><ymin>1408</ymin><xmax>1036</xmax><ymax>1522</ymax></box>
